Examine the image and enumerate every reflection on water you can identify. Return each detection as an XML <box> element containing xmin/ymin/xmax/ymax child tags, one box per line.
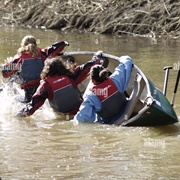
<box><xmin>0</xmin><ymin>27</ymin><xmax>180</xmax><ymax>179</ymax></box>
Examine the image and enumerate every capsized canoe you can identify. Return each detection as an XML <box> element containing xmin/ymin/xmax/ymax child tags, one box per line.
<box><xmin>61</xmin><ymin>51</ymin><xmax>179</xmax><ymax>126</ymax></box>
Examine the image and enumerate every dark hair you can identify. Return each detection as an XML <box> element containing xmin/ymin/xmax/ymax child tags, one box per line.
<box><xmin>41</xmin><ymin>58</ymin><xmax>73</xmax><ymax>79</ymax></box>
<box><xmin>90</xmin><ymin>65</ymin><xmax>109</xmax><ymax>83</ymax></box>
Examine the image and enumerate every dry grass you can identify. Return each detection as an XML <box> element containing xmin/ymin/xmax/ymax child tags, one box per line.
<box><xmin>0</xmin><ymin>0</ymin><xmax>179</xmax><ymax>38</ymax></box>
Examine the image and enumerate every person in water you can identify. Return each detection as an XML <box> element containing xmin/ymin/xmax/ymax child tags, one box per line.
<box><xmin>16</xmin><ymin>52</ymin><xmax>103</xmax><ymax>117</ymax></box>
<box><xmin>74</xmin><ymin>54</ymin><xmax>133</xmax><ymax>124</ymax></box>
<box><xmin>1</xmin><ymin>35</ymin><xmax>69</xmax><ymax>103</ymax></box>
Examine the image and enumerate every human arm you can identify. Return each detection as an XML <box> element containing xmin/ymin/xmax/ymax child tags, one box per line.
<box><xmin>110</xmin><ymin>55</ymin><xmax>133</xmax><ymax>93</ymax></box>
<box><xmin>42</xmin><ymin>41</ymin><xmax>69</xmax><ymax>58</ymax></box>
<box><xmin>15</xmin><ymin>81</ymin><xmax>50</xmax><ymax>117</ymax></box>
<box><xmin>74</xmin><ymin>89</ymin><xmax>102</xmax><ymax>122</ymax></box>
<box><xmin>73</xmin><ymin>51</ymin><xmax>104</xmax><ymax>84</ymax></box>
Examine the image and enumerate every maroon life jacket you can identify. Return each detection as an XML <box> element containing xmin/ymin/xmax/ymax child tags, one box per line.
<box><xmin>18</xmin><ymin>51</ymin><xmax>44</xmax><ymax>84</ymax></box>
<box><xmin>90</xmin><ymin>78</ymin><xmax>127</xmax><ymax>123</ymax></box>
<box><xmin>45</xmin><ymin>75</ymin><xmax>82</xmax><ymax>113</ymax></box>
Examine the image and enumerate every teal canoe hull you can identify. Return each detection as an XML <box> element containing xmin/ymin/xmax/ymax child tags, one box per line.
<box><xmin>125</xmin><ymin>79</ymin><xmax>178</xmax><ymax>126</ymax></box>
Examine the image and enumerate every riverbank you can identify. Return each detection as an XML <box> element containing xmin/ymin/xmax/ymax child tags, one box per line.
<box><xmin>0</xmin><ymin>0</ymin><xmax>179</xmax><ymax>38</ymax></box>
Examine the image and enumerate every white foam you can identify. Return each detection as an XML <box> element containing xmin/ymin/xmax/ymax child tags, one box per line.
<box><xmin>0</xmin><ymin>82</ymin><xmax>56</xmax><ymax>120</ymax></box>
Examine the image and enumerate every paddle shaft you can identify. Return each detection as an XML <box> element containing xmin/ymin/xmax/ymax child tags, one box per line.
<box><xmin>171</xmin><ymin>66</ymin><xmax>180</xmax><ymax>106</ymax></box>
<box><xmin>163</xmin><ymin>66</ymin><xmax>173</xmax><ymax>96</ymax></box>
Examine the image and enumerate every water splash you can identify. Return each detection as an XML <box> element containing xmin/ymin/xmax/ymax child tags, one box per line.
<box><xmin>31</xmin><ymin>100</ymin><xmax>57</xmax><ymax>121</ymax></box>
<box><xmin>0</xmin><ymin>81</ymin><xmax>24</xmax><ymax>116</ymax></box>
<box><xmin>0</xmin><ymin>80</ymin><xmax>56</xmax><ymax>120</ymax></box>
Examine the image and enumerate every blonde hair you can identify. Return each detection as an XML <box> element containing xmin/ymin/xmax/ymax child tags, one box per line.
<box><xmin>17</xmin><ymin>35</ymin><xmax>38</xmax><ymax>58</ymax></box>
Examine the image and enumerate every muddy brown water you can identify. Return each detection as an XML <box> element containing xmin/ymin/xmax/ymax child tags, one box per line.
<box><xmin>0</xmin><ymin>27</ymin><xmax>180</xmax><ymax>180</ymax></box>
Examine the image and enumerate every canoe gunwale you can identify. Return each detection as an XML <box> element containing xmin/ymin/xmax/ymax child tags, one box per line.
<box><xmin>63</xmin><ymin>51</ymin><xmax>152</xmax><ymax>98</ymax></box>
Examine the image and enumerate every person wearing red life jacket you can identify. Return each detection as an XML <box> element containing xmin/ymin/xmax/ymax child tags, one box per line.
<box><xmin>16</xmin><ymin>52</ymin><xmax>103</xmax><ymax>117</ymax></box>
<box><xmin>1</xmin><ymin>35</ymin><xmax>69</xmax><ymax>103</ymax></box>
<box><xmin>74</xmin><ymin>55</ymin><xmax>133</xmax><ymax>124</ymax></box>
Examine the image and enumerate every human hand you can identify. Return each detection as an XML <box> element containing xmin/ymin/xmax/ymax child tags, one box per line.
<box><xmin>92</xmin><ymin>51</ymin><xmax>103</xmax><ymax>63</ymax></box>
<box><xmin>70</xmin><ymin>116</ymin><xmax>79</xmax><ymax>126</ymax></box>
<box><xmin>95</xmin><ymin>50</ymin><xmax>103</xmax><ymax>58</ymax></box>
<box><xmin>15</xmin><ymin>107</ymin><xmax>29</xmax><ymax>117</ymax></box>
<box><xmin>5</xmin><ymin>57</ymin><xmax>13</xmax><ymax>63</ymax></box>
<box><xmin>64</xmin><ymin>41</ymin><xmax>69</xmax><ymax>46</ymax></box>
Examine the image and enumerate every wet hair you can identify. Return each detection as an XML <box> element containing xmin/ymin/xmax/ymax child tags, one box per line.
<box><xmin>17</xmin><ymin>35</ymin><xmax>38</xmax><ymax>58</ymax></box>
<box><xmin>41</xmin><ymin>57</ymin><xmax>74</xmax><ymax>79</ymax></box>
<box><xmin>90</xmin><ymin>64</ymin><xmax>109</xmax><ymax>83</ymax></box>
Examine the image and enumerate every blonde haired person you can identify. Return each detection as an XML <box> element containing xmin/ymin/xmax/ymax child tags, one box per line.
<box><xmin>18</xmin><ymin>35</ymin><xmax>38</xmax><ymax>58</ymax></box>
<box><xmin>2</xmin><ymin>35</ymin><xmax>68</xmax><ymax>103</ymax></box>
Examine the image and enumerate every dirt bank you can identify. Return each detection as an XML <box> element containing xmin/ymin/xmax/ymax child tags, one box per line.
<box><xmin>0</xmin><ymin>0</ymin><xmax>179</xmax><ymax>38</ymax></box>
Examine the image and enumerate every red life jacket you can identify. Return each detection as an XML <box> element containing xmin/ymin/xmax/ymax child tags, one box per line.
<box><xmin>90</xmin><ymin>78</ymin><xmax>127</xmax><ymax>123</ymax></box>
<box><xmin>45</xmin><ymin>75</ymin><xmax>82</xmax><ymax>113</ymax></box>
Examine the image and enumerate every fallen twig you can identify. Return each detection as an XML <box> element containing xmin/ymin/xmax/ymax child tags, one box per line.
<box><xmin>163</xmin><ymin>0</ymin><xmax>171</xmax><ymax>16</ymax></box>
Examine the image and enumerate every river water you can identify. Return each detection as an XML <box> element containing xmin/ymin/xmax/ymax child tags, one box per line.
<box><xmin>0</xmin><ymin>27</ymin><xmax>180</xmax><ymax>180</ymax></box>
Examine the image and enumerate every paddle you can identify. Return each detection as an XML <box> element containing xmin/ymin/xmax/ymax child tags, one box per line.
<box><xmin>163</xmin><ymin>66</ymin><xmax>173</xmax><ymax>96</ymax></box>
<box><xmin>171</xmin><ymin>66</ymin><xmax>180</xmax><ymax>107</ymax></box>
